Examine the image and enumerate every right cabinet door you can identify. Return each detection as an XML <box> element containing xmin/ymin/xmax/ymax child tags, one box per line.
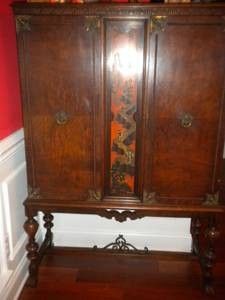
<box><xmin>143</xmin><ymin>15</ymin><xmax>225</xmax><ymax>205</ymax></box>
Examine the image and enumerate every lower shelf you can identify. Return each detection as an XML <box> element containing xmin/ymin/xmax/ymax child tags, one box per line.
<box><xmin>23</xmin><ymin>210</ymin><xmax>222</xmax><ymax>295</ymax></box>
<box><xmin>20</xmin><ymin>246</ymin><xmax>225</xmax><ymax>300</ymax></box>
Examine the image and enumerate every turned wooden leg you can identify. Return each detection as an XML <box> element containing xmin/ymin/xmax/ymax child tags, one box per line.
<box><xmin>191</xmin><ymin>217</ymin><xmax>201</xmax><ymax>256</ymax></box>
<box><xmin>201</xmin><ymin>216</ymin><xmax>220</xmax><ymax>295</ymax></box>
<box><xmin>43</xmin><ymin>213</ymin><xmax>54</xmax><ymax>248</ymax></box>
<box><xmin>24</xmin><ymin>216</ymin><xmax>39</xmax><ymax>287</ymax></box>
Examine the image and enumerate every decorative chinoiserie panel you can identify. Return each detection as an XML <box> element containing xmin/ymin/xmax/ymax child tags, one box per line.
<box><xmin>143</xmin><ymin>15</ymin><xmax>225</xmax><ymax>205</ymax></box>
<box><xmin>104</xmin><ymin>19</ymin><xmax>146</xmax><ymax>200</ymax></box>
<box><xmin>17</xmin><ymin>15</ymin><xmax>103</xmax><ymax>201</ymax></box>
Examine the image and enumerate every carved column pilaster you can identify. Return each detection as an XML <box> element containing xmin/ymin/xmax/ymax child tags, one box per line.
<box><xmin>43</xmin><ymin>213</ymin><xmax>54</xmax><ymax>248</ymax></box>
<box><xmin>191</xmin><ymin>217</ymin><xmax>201</xmax><ymax>256</ymax></box>
<box><xmin>201</xmin><ymin>216</ymin><xmax>220</xmax><ymax>295</ymax></box>
<box><xmin>24</xmin><ymin>217</ymin><xmax>39</xmax><ymax>287</ymax></box>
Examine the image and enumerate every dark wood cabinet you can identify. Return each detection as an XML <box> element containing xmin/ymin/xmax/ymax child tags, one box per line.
<box><xmin>17</xmin><ymin>14</ymin><xmax>103</xmax><ymax>201</ymax></box>
<box><xmin>13</xmin><ymin>2</ymin><xmax>225</xmax><ymax>294</ymax></box>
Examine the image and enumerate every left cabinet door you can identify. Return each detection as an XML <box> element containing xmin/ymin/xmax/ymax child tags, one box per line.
<box><xmin>17</xmin><ymin>15</ymin><xmax>103</xmax><ymax>201</ymax></box>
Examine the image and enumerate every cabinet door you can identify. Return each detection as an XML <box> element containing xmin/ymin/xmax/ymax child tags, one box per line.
<box><xmin>144</xmin><ymin>16</ymin><xmax>225</xmax><ymax>205</ymax></box>
<box><xmin>18</xmin><ymin>16</ymin><xmax>103</xmax><ymax>201</ymax></box>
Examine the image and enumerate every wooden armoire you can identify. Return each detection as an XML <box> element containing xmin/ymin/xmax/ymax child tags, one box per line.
<box><xmin>13</xmin><ymin>2</ymin><xmax>225</xmax><ymax>294</ymax></box>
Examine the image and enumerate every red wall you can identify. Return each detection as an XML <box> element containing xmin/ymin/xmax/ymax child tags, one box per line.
<box><xmin>0</xmin><ymin>0</ymin><xmax>150</xmax><ymax>141</ymax></box>
<box><xmin>0</xmin><ymin>0</ymin><xmax>22</xmax><ymax>140</ymax></box>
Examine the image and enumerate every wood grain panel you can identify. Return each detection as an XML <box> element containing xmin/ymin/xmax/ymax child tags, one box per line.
<box><xmin>20</xmin><ymin>16</ymin><xmax>103</xmax><ymax>200</ymax></box>
<box><xmin>144</xmin><ymin>16</ymin><xmax>225</xmax><ymax>202</ymax></box>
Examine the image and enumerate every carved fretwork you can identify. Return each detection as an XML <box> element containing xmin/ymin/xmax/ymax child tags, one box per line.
<box><xmin>143</xmin><ymin>190</ymin><xmax>157</xmax><ymax>205</ymax></box>
<box><xmin>94</xmin><ymin>234</ymin><xmax>149</xmax><ymax>254</ymax></box>
<box><xmin>99</xmin><ymin>209</ymin><xmax>144</xmax><ymax>223</ymax></box>
<box><xmin>150</xmin><ymin>16</ymin><xmax>167</xmax><ymax>33</ymax></box>
<box><xmin>16</xmin><ymin>15</ymin><xmax>31</xmax><ymax>33</ymax></box>
<box><xmin>87</xmin><ymin>189</ymin><xmax>102</xmax><ymax>201</ymax></box>
<box><xmin>28</xmin><ymin>186</ymin><xmax>41</xmax><ymax>199</ymax></box>
<box><xmin>203</xmin><ymin>192</ymin><xmax>219</xmax><ymax>206</ymax></box>
<box><xmin>84</xmin><ymin>16</ymin><xmax>100</xmax><ymax>32</ymax></box>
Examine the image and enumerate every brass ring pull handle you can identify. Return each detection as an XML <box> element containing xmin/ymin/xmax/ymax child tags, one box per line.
<box><xmin>55</xmin><ymin>111</ymin><xmax>69</xmax><ymax>125</ymax></box>
<box><xmin>180</xmin><ymin>113</ymin><xmax>193</xmax><ymax>128</ymax></box>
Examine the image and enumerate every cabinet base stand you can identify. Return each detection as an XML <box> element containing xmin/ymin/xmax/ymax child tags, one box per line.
<box><xmin>24</xmin><ymin>210</ymin><xmax>220</xmax><ymax>295</ymax></box>
<box><xmin>24</xmin><ymin>213</ymin><xmax>54</xmax><ymax>287</ymax></box>
<box><xmin>191</xmin><ymin>216</ymin><xmax>220</xmax><ymax>295</ymax></box>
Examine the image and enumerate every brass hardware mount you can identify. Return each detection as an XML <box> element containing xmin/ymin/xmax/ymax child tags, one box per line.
<box><xmin>16</xmin><ymin>15</ymin><xmax>31</xmax><ymax>33</ymax></box>
<box><xmin>55</xmin><ymin>111</ymin><xmax>69</xmax><ymax>125</ymax></box>
<box><xmin>28</xmin><ymin>186</ymin><xmax>41</xmax><ymax>199</ymax></box>
<box><xmin>180</xmin><ymin>113</ymin><xmax>193</xmax><ymax>128</ymax></box>
<box><xmin>87</xmin><ymin>189</ymin><xmax>102</xmax><ymax>201</ymax></box>
<box><xmin>143</xmin><ymin>190</ymin><xmax>157</xmax><ymax>204</ymax></box>
<box><xmin>150</xmin><ymin>16</ymin><xmax>167</xmax><ymax>33</ymax></box>
<box><xmin>203</xmin><ymin>192</ymin><xmax>219</xmax><ymax>206</ymax></box>
<box><xmin>84</xmin><ymin>16</ymin><xmax>100</xmax><ymax>32</ymax></box>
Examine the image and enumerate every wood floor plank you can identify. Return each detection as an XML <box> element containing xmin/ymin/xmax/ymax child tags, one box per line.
<box><xmin>19</xmin><ymin>250</ymin><xmax>225</xmax><ymax>300</ymax></box>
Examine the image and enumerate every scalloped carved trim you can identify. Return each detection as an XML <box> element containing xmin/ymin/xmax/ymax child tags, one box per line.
<box><xmin>99</xmin><ymin>209</ymin><xmax>145</xmax><ymax>223</ymax></box>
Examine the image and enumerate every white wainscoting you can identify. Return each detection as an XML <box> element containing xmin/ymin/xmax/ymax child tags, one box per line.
<box><xmin>0</xmin><ymin>129</ymin><xmax>192</xmax><ymax>299</ymax></box>
<box><xmin>0</xmin><ymin>129</ymin><xmax>42</xmax><ymax>300</ymax></box>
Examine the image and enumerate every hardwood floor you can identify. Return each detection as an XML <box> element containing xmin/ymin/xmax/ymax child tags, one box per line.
<box><xmin>19</xmin><ymin>248</ymin><xmax>225</xmax><ymax>300</ymax></box>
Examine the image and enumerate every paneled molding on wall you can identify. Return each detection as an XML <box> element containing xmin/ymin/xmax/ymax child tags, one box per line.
<box><xmin>0</xmin><ymin>129</ymin><xmax>192</xmax><ymax>298</ymax></box>
<box><xmin>0</xmin><ymin>129</ymin><xmax>42</xmax><ymax>300</ymax></box>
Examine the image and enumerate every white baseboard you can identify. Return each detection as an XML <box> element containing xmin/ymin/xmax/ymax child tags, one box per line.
<box><xmin>0</xmin><ymin>129</ymin><xmax>30</xmax><ymax>300</ymax></box>
<box><xmin>1</xmin><ymin>253</ymin><xmax>28</xmax><ymax>300</ymax></box>
<box><xmin>54</xmin><ymin>230</ymin><xmax>191</xmax><ymax>253</ymax></box>
<box><xmin>53</xmin><ymin>213</ymin><xmax>192</xmax><ymax>252</ymax></box>
<box><xmin>0</xmin><ymin>230</ymin><xmax>42</xmax><ymax>300</ymax></box>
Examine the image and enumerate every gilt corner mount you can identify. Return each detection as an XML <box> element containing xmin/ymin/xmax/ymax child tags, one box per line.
<box><xmin>16</xmin><ymin>15</ymin><xmax>31</xmax><ymax>33</ymax></box>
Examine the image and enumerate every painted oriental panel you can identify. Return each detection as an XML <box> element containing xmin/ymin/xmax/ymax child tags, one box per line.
<box><xmin>105</xmin><ymin>20</ymin><xmax>145</xmax><ymax>197</ymax></box>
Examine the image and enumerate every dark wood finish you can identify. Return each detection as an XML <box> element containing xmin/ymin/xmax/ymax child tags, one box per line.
<box><xmin>23</xmin><ymin>217</ymin><xmax>39</xmax><ymax>287</ymax></box>
<box><xmin>17</xmin><ymin>15</ymin><xmax>103</xmax><ymax>201</ymax></box>
<box><xmin>201</xmin><ymin>216</ymin><xmax>220</xmax><ymax>295</ymax></box>
<box><xmin>191</xmin><ymin>217</ymin><xmax>201</xmax><ymax>256</ymax></box>
<box><xmin>43</xmin><ymin>213</ymin><xmax>54</xmax><ymax>247</ymax></box>
<box><xmin>144</xmin><ymin>15</ymin><xmax>225</xmax><ymax>203</ymax></box>
<box><xmin>19</xmin><ymin>248</ymin><xmax>225</xmax><ymax>300</ymax></box>
<box><xmin>191</xmin><ymin>216</ymin><xmax>220</xmax><ymax>294</ymax></box>
<box><xmin>13</xmin><ymin>2</ymin><xmax>225</xmax><ymax>294</ymax></box>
